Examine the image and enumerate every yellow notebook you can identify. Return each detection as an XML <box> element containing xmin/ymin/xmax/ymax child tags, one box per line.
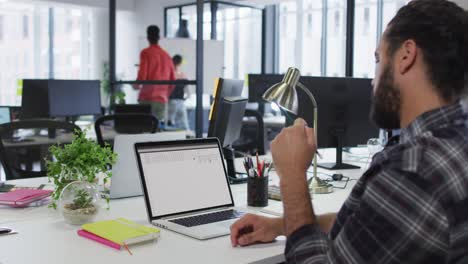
<box><xmin>82</xmin><ymin>218</ymin><xmax>160</xmax><ymax>246</ymax></box>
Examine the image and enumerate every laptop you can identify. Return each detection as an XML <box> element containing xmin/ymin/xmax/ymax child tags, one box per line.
<box><xmin>0</xmin><ymin>107</ymin><xmax>11</xmax><ymax>124</ymax></box>
<box><xmin>134</xmin><ymin>138</ymin><xmax>246</xmax><ymax>240</ymax></box>
<box><xmin>110</xmin><ymin>132</ymin><xmax>186</xmax><ymax>199</ymax></box>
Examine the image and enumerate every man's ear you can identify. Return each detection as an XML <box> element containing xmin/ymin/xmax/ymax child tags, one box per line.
<box><xmin>397</xmin><ymin>39</ymin><xmax>417</xmax><ymax>74</ymax></box>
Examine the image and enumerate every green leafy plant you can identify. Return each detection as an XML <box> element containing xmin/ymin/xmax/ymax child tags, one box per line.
<box><xmin>47</xmin><ymin>129</ymin><xmax>117</xmax><ymax>209</ymax></box>
<box><xmin>69</xmin><ymin>189</ymin><xmax>93</xmax><ymax>210</ymax></box>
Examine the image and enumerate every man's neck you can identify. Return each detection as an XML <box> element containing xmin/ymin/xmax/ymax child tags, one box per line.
<box><xmin>400</xmin><ymin>85</ymin><xmax>452</xmax><ymax>128</ymax></box>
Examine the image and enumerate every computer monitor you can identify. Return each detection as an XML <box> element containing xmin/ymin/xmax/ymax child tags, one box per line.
<box><xmin>113</xmin><ymin>104</ymin><xmax>153</xmax><ymax>133</ymax></box>
<box><xmin>248</xmin><ymin>74</ymin><xmax>282</xmax><ymax>103</ymax></box>
<box><xmin>48</xmin><ymin>80</ymin><xmax>101</xmax><ymax>117</ymax></box>
<box><xmin>21</xmin><ymin>79</ymin><xmax>50</xmax><ymax>119</ymax></box>
<box><xmin>0</xmin><ymin>106</ymin><xmax>11</xmax><ymax>124</ymax></box>
<box><xmin>248</xmin><ymin>74</ymin><xmax>379</xmax><ymax>170</ymax></box>
<box><xmin>208</xmin><ymin>78</ymin><xmax>244</xmax><ymax>137</ymax></box>
<box><xmin>298</xmin><ymin>76</ymin><xmax>379</xmax><ymax>169</ymax></box>
<box><xmin>208</xmin><ymin>78</ymin><xmax>246</xmax><ymax>183</ymax></box>
<box><xmin>210</xmin><ymin>97</ymin><xmax>247</xmax><ymax>183</ymax></box>
<box><xmin>114</xmin><ymin>104</ymin><xmax>151</xmax><ymax>114</ymax></box>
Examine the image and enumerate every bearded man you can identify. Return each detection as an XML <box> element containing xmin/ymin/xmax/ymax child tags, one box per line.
<box><xmin>230</xmin><ymin>0</ymin><xmax>468</xmax><ymax>263</ymax></box>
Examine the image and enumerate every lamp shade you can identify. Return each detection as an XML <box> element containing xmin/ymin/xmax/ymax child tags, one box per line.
<box><xmin>262</xmin><ymin>67</ymin><xmax>300</xmax><ymax>114</ymax></box>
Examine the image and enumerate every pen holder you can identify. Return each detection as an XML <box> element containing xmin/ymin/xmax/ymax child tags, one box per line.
<box><xmin>247</xmin><ymin>176</ymin><xmax>269</xmax><ymax>207</ymax></box>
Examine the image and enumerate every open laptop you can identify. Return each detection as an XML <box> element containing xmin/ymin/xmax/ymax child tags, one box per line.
<box><xmin>134</xmin><ymin>138</ymin><xmax>246</xmax><ymax>240</ymax></box>
<box><xmin>110</xmin><ymin>132</ymin><xmax>186</xmax><ymax>199</ymax></box>
<box><xmin>0</xmin><ymin>106</ymin><xmax>11</xmax><ymax>124</ymax></box>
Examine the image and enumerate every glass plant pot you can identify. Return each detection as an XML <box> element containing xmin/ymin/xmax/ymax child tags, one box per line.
<box><xmin>59</xmin><ymin>181</ymin><xmax>100</xmax><ymax>225</ymax></box>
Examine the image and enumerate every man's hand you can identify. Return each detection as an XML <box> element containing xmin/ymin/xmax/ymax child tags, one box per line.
<box><xmin>271</xmin><ymin>118</ymin><xmax>317</xmax><ymax>236</ymax></box>
<box><xmin>270</xmin><ymin>118</ymin><xmax>316</xmax><ymax>183</ymax></box>
<box><xmin>230</xmin><ymin>214</ymin><xmax>283</xmax><ymax>247</ymax></box>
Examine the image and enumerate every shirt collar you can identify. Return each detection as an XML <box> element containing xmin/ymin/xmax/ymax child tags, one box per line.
<box><xmin>400</xmin><ymin>101</ymin><xmax>466</xmax><ymax>144</ymax></box>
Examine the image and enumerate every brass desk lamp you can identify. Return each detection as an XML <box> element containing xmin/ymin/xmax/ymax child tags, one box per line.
<box><xmin>262</xmin><ymin>67</ymin><xmax>333</xmax><ymax>194</ymax></box>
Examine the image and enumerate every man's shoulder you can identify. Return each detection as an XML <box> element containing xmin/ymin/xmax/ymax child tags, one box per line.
<box><xmin>373</xmin><ymin>126</ymin><xmax>468</xmax><ymax>198</ymax></box>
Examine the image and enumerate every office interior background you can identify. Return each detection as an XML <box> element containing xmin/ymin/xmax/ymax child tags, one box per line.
<box><xmin>0</xmin><ymin>0</ymin><xmax>467</xmax><ymax>133</ymax></box>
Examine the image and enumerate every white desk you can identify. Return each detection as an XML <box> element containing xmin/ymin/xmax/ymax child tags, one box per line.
<box><xmin>0</xmin><ymin>149</ymin><xmax>370</xmax><ymax>264</ymax></box>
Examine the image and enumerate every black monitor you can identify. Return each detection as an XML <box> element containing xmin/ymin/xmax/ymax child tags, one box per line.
<box><xmin>248</xmin><ymin>74</ymin><xmax>379</xmax><ymax>170</ymax></box>
<box><xmin>208</xmin><ymin>78</ymin><xmax>244</xmax><ymax>137</ymax></box>
<box><xmin>114</xmin><ymin>104</ymin><xmax>153</xmax><ymax>133</ymax></box>
<box><xmin>248</xmin><ymin>74</ymin><xmax>282</xmax><ymax>103</ymax></box>
<box><xmin>21</xmin><ymin>79</ymin><xmax>50</xmax><ymax>119</ymax></box>
<box><xmin>114</xmin><ymin>104</ymin><xmax>151</xmax><ymax>114</ymax></box>
<box><xmin>48</xmin><ymin>80</ymin><xmax>101</xmax><ymax>117</ymax></box>
<box><xmin>211</xmin><ymin>97</ymin><xmax>247</xmax><ymax>183</ymax></box>
<box><xmin>208</xmin><ymin>78</ymin><xmax>246</xmax><ymax>183</ymax></box>
<box><xmin>299</xmin><ymin>77</ymin><xmax>379</xmax><ymax>169</ymax></box>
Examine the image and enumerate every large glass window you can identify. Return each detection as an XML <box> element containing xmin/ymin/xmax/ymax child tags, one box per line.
<box><xmin>0</xmin><ymin>2</ymin><xmax>49</xmax><ymax>106</ymax></box>
<box><xmin>278</xmin><ymin>0</ymin><xmax>346</xmax><ymax>77</ymax></box>
<box><xmin>0</xmin><ymin>2</ymin><xmax>100</xmax><ymax>106</ymax></box>
<box><xmin>54</xmin><ymin>7</ymin><xmax>94</xmax><ymax>79</ymax></box>
<box><xmin>164</xmin><ymin>2</ymin><xmax>262</xmax><ymax>80</ymax></box>
<box><xmin>326</xmin><ymin>0</ymin><xmax>346</xmax><ymax>77</ymax></box>
<box><xmin>217</xmin><ymin>4</ymin><xmax>262</xmax><ymax>79</ymax></box>
<box><xmin>353</xmin><ymin>0</ymin><xmax>378</xmax><ymax>78</ymax></box>
<box><xmin>353</xmin><ymin>0</ymin><xmax>409</xmax><ymax>78</ymax></box>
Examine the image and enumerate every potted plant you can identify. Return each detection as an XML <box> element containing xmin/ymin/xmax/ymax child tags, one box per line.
<box><xmin>47</xmin><ymin>130</ymin><xmax>117</xmax><ymax>215</ymax></box>
<box><xmin>59</xmin><ymin>181</ymin><xmax>100</xmax><ymax>225</ymax></box>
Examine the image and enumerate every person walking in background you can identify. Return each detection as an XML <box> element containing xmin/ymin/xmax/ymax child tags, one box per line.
<box><xmin>168</xmin><ymin>55</ymin><xmax>190</xmax><ymax>130</ymax></box>
<box><xmin>134</xmin><ymin>25</ymin><xmax>175</xmax><ymax>124</ymax></box>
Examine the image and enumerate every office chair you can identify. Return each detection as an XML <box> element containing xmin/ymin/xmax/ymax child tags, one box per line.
<box><xmin>0</xmin><ymin>119</ymin><xmax>81</xmax><ymax>180</ymax></box>
<box><xmin>94</xmin><ymin>113</ymin><xmax>159</xmax><ymax>148</ymax></box>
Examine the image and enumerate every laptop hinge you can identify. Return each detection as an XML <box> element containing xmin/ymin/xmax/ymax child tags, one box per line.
<box><xmin>158</xmin><ymin>206</ymin><xmax>233</xmax><ymax>221</ymax></box>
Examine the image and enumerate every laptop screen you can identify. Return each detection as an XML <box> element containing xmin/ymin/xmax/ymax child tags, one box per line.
<box><xmin>0</xmin><ymin>107</ymin><xmax>11</xmax><ymax>124</ymax></box>
<box><xmin>135</xmin><ymin>139</ymin><xmax>234</xmax><ymax>219</ymax></box>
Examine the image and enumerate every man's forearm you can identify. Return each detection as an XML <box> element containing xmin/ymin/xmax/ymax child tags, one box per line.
<box><xmin>280</xmin><ymin>174</ymin><xmax>316</xmax><ymax>236</ymax></box>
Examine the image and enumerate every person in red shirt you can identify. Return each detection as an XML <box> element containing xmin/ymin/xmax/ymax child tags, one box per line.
<box><xmin>134</xmin><ymin>25</ymin><xmax>175</xmax><ymax>123</ymax></box>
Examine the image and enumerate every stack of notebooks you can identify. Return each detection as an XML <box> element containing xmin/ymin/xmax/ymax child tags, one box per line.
<box><xmin>0</xmin><ymin>189</ymin><xmax>52</xmax><ymax>207</ymax></box>
<box><xmin>78</xmin><ymin>218</ymin><xmax>160</xmax><ymax>254</ymax></box>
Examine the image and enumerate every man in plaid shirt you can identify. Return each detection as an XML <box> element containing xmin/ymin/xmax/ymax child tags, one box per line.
<box><xmin>230</xmin><ymin>0</ymin><xmax>468</xmax><ymax>263</ymax></box>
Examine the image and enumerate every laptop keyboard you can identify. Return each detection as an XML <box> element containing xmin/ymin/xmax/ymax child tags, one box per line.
<box><xmin>169</xmin><ymin>209</ymin><xmax>245</xmax><ymax>227</ymax></box>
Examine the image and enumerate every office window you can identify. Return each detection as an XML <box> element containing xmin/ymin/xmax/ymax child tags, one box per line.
<box><xmin>166</xmin><ymin>8</ymin><xmax>180</xmax><ymax>38</ymax></box>
<box><xmin>53</xmin><ymin>7</ymin><xmax>96</xmax><ymax>80</ymax></box>
<box><xmin>353</xmin><ymin>0</ymin><xmax>377</xmax><ymax>78</ymax></box>
<box><xmin>278</xmin><ymin>0</ymin><xmax>346</xmax><ymax>77</ymax></box>
<box><xmin>0</xmin><ymin>15</ymin><xmax>4</xmax><ymax>41</ymax></box>
<box><xmin>278</xmin><ymin>1</ymin><xmax>297</xmax><ymax>74</ymax></box>
<box><xmin>353</xmin><ymin>0</ymin><xmax>408</xmax><ymax>78</ymax></box>
<box><xmin>23</xmin><ymin>15</ymin><xmax>28</xmax><ymax>39</ymax></box>
<box><xmin>0</xmin><ymin>3</ymin><xmax>49</xmax><ymax>106</ymax></box>
<box><xmin>164</xmin><ymin>2</ymin><xmax>262</xmax><ymax>80</ymax></box>
<box><xmin>180</xmin><ymin>4</ymin><xmax>212</xmax><ymax>41</ymax></box>
<box><xmin>217</xmin><ymin>4</ymin><xmax>262</xmax><ymax>79</ymax></box>
<box><xmin>326</xmin><ymin>0</ymin><xmax>346</xmax><ymax>77</ymax></box>
<box><xmin>302</xmin><ymin>0</ymin><xmax>322</xmax><ymax>76</ymax></box>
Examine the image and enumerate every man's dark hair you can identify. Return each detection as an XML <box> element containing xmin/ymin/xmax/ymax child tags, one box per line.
<box><xmin>147</xmin><ymin>25</ymin><xmax>160</xmax><ymax>44</ymax></box>
<box><xmin>385</xmin><ymin>0</ymin><xmax>468</xmax><ymax>100</ymax></box>
<box><xmin>173</xmin><ymin>54</ymin><xmax>183</xmax><ymax>66</ymax></box>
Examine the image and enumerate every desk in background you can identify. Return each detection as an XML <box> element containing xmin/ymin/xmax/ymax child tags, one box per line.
<box><xmin>0</xmin><ymin>150</ymin><xmax>369</xmax><ymax>264</ymax></box>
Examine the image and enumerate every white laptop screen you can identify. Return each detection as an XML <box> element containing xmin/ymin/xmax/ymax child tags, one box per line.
<box><xmin>0</xmin><ymin>107</ymin><xmax>11</xmax><ymax>124</ymax></box>
<box><xmin>136</xmin><ymin>140</ymin><xmax>234</xmax><ymax>218</ymax></box>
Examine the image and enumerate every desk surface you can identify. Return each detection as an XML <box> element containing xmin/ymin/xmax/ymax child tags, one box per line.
<box><xmin>0</xmin><ymin>150</ymin><xmax>369</xmax><ymax>264</ymax></box>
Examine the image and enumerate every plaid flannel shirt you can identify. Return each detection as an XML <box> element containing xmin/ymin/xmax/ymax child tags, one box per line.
<box><xmin>285</xmin><ymin>102</ymin><xmax>468</xmax><ymax>263</ymax></box>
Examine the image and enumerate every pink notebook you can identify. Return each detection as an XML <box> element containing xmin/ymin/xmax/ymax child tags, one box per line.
<box><xmin>77</xmin><ymin>230</ymin><xmax>121</xmax><ymax>250</ymax></box>
<box><xmin>0</xmin><ymin>189</ymin><xmax>52</xmax><ymax>207</ymax></box>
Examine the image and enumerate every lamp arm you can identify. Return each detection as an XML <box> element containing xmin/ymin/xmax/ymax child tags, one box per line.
<box><xmin>297</xmin><ymin>82</ymin><xmax>319</xmax><ymax>191</ymax></box>
<box><xmin>297</xmin><ymin>82</ymin><xmax>317</xmax><ymax>109</ymax></box>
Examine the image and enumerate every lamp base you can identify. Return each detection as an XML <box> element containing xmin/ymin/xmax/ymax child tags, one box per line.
<box><xmin>309</xmin><ymin>177</ymin><xmax>333</xmax><ymax>194</ymax></box>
